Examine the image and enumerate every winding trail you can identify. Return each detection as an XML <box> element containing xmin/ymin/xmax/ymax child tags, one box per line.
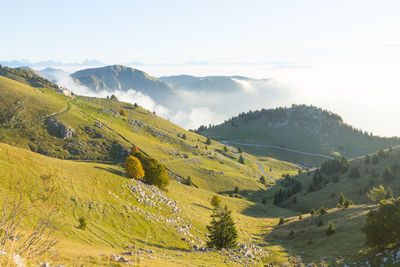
<box><xmin>222</xmin><ymin>141</ymin><xmax>334</xmax><ymax>160</ymax></box>
<box><xmin>255</xmin><ymin>161</ymin><xmax>276</xmax><ymax>181</ymax></box>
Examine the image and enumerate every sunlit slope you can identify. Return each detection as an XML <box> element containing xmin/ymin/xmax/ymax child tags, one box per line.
<box><xmin>0</xmin><ymin>74</ymin><xmax>299</xmax><ymax>194</ymax></box>
<box><xmin>0</xmin><ymin>76</ymin><xmax>67</xmax><ymax>123</ymax></box>
<box><xmin>0</xmin><ymin>142</ymin><xmax>298</xmax><ymax>266</ymax></box>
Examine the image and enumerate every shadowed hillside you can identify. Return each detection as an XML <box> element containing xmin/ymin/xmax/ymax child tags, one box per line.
<box><xmin>199</xmin><ymin>104</ymin><xmax>400</xmax><ymax>166</ymax></box>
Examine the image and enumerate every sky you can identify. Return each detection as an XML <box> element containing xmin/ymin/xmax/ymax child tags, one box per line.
<box><xmin>2</xmin><ymin>0</ymin><xmax>400</xmax><ymax>136</ymax></box>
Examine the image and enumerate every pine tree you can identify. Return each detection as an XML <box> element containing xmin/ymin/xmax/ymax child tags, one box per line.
<box><xmin>238</xmin><ymin>155</ymin><xmax>244</xmax><ymax>164</ymax></box>
<box><xmin>278</xmin><ymin>217</ymin><xmax>285</xmax><ymax>225</ymax></box>
<box><xmin>206</xmin><ymin>206</ymin><xmax>238</xmax><ymax>249</ymax></box>
<box><xmin>262</xmin><ymin>197</ymin><xmax>267</xmax><ymax>204</ymax></box>
<box><xmin>337</xmin><ymin>192</ymin><xmax>345</xmax><ymax>208</ymax></box>
<box><xmin>383</xmin><ymin>167</ymin><xmax>393</xmax><ymax>182</ymax></box>
<box><xmin>223</xmin><ymin>146</ymin><xmax>228</xmax><ymax>152</ymax></box>
<box><xmin>298</xmin><ymin>212</ymin><xmax>302</xmax><ymax>220</ymax></box>
<box><xmin>326</xmin><ymin>221</ymin><xmax>335</xmax><ymax>235</ymax></box>
<box><xmin>186</xmin><ymin>176</ymin><xmax>192</xmax><ymax>186</ymax></box>
<box><xmin>238</xmin><ymin>147</ymin><xmax>242</xmax><ymax>153</ymax></box>
<box><xmin>234</xmin><ymin>186</ymin><xmax>240</xmax><ymax>194</ymax></box>
<box><xmin>125</xmin><ymin>156</ymin><xmax>145</xmax><ymax>179</ymax></box>
<box><xmin>182</xmin><ymin>133</ymin><xmax>187</xmax><ymax>140</ymax></box>
<box><xmin>386</xmin><ymin>186</ymin><xmax>394</xmax><ymax>199</ymax></box>
<box><xmin>259</xmin><ymin>176</ymin><xmax>266</xmax><ymax>185</ymax></box>
<box><xmin>205</xmin><ymin>137</ymin><xmax>211</xmax><ymax>145</ymax></box>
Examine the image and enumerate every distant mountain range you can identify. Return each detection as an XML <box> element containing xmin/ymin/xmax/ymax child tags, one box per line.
<box><xmin>0</xmin><ymin>59</ymin><xmax>105</xmax><ymax>68</ymax></box>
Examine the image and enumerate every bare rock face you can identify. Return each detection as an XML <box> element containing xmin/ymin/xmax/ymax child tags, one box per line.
<box><xmin>46</xmin><ymin>119</ymin><xmax>76</xmax><ymax>139</ymax></box>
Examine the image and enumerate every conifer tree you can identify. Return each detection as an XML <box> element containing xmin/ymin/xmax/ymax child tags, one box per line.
<box><xmin>238</xmin><ymin>147</ymin><xmax>242</xmax><ymax>153</ymax></box>
<box><xmin>238</xmin><ymin>155</ymin><xmax>244</xmax><ymax>164</ymax></box>
<box><xmin>206</xmin><ymin>205</ymin><xmax>238</xmax><ymax>249</ymax></box>
<box><xmin>259</xmin><ymin>176</ymin><xmax>266</xmax><ymax>185</ymax></box>
<box><xmin>223</xmin><ymin>146</ymin><xmax>228</xmax><ymax>152</ymax></box>
<box><xmin>326</xmin><ymin>221</ymin><xmax>335</xmax><ymax>235</ymax></box>
<box><xmin>336</xmin><ymin>192</ymin><xmax>346</xmax><ymax>208</ymax></box>
<box><xmin>278</xmin><ymin>217</ymin><xmax>285</xmax><ymax>225</ymax></box>
<box><xmin>186</xmin><ymin>176</ymin><xmax>192</xmax><ymax>186</ymax></box>
<box><xmin>205</xmin><ymin>137</ymin><xmax>211</xmax><ymax>145</ymax></box>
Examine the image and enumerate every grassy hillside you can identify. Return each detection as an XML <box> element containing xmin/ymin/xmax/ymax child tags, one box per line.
<box><xmin>0</xmin><ymin>74</ymin><xmax>299</xmax><ymax>195</ymax></box>
<box><xmin>279</xmin><ymin>146</ymin><xmax>400</xmax><ymax>213</ymax></box>
<box><xmin>0</xmin><ymin>141</ymin><xmax>299</xmax><ymax>266</ymax></box>
<box><xmin>199</xmin><ymin>104</ymin><xmax>400</xmax><ymax>166</ymax></box>
<box><xmin>0</xmin><ymin>64</ymin><xmax>58</xmax><ymax>89</ymax></box>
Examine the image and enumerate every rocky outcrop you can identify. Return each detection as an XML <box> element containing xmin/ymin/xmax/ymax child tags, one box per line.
<box><xmin>46</xmin><ymin>119</ymin><xmax>75</xmax><ymax>138</ymax></box>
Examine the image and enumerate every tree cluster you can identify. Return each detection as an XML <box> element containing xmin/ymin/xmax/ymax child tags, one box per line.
<box><xmin>129</xmin><ymin>148</ymin><xmax>169</xmax><ymax>190</ymax></box>
<box><xmin>362</xmin><ymin>197</ymin><xmax>400</xmax><ymax>248</ymax></box>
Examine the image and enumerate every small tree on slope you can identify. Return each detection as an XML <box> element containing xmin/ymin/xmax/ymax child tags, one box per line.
<box><xmin>207</xmin><ymin>205</ymin><xmax>238</xmax><ymax>249</ymax></box>
<box><xmin>125</xmin><ymin>156</ymin><xmax>145</xmax><ymax>179</ymax></box>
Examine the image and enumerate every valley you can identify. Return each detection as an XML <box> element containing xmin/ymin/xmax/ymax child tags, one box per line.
<box><xmin>0</xmin><ymin>64</ymin><xmax>399</xmax><ymax>266</ymax></box>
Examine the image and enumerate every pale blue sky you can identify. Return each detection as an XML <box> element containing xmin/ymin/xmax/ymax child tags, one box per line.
<box><xmin>2</xmin><ymin>0</ymin><xmax>400</xmax><ymax>64</ymax></box>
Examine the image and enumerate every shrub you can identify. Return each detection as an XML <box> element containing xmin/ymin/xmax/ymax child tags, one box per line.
<box><xmin>372</xmin><ymin>155</ymin><xmax>380</xmax><ymax>164</ymax></box>
<box><xmin>298</xmin><ymin>212</ymin><xmax>302</xmax><ymax>219</ymax></box>
<box><xmin>349</xmin><ymin>166</ymin><xmax>360</xmax><ymax>178</ymax></box>
<box><xmin>367</xmin><ymin>185</ymin><xmax>387</xmax><ymax>203</ymax></box>
<box><xmin>310</xmin><ymin>208</ymin><xmax>315</xmax><ymax>216</ymax></box>
<box><xmin>319</xmin><ymin>206</ymin><xmax>327</xmax><ymax>215</ymax></box>
<box><xmin>125</xmin><ymin>156</ymin><xmax>145</xmax><ymax>179</ymax></box>
<box><xmin>259</xmin><ymin>176</ymin><xmax>266</xmax><ymax>185</ymax></box>
<box><xmin>382</xmin><ymin>167</ymin><xmax>394</xmax><ymax>182</ymax></box>
<box><xmin>362</xmin><ymin>197</ymin><xmax>400</xmax><ymax>248</ymax></box>
<box><xmin>234</xmin><ymin>186</ymin><xmax>240</xmax><ymax>194</ymax></box>
<box><xmin>344</xmin><ymin>198</ymin><xmax>353</xmax><ymax>208</ymax></box>
<box><xmin>186</xmin><ymin>176</ymin><xmax>192</xmax><ymax>186</ymax></box>
<box><xmin>223</xmin><ymin>146</ymin><xmax>228</xmax><ymax>152</ymax></box>
<box><xmin>78</xmin><ymin>217</ymin><xmax>87</xmax><ymax>230</ymax></box>
<box><xmin>262</xmin><ymin>197</ymin><xmax>267</xmax><ymax>204</ymax></box>
<box><xmin>317</xmin><ymin>219</ymin><xmax>324</xmax><ymax>227</ymax></box>
<box><xmin>205</xmin><ymin>137</ymin><xmax>211</xmax><ymax>145</ymax></box>
<box><xmin>210</xmin><ymin>195</ymin><xmax>221</xmax><ymax>208</ymax></box>
<box><xmin>336</xmin><ymin>192</ymin><xmax>345</xmax><ymax>208</ymax></box>
<box><xmin>326</xmin><ymin>221</ymin><xmax>335</xmax><ymax>235</ymax></box>
<box><xmin>278</xmin><ymin>217</ymin><xmax>285</xmax><ymax>225</ymax></box>
<box><xmin>119</xmin><ymin>109</ymin><xmax>128</xmax><ymax>117</ymax></box>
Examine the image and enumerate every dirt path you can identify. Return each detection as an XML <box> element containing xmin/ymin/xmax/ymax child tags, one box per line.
<box><xmin>255</xmin><ymin>161</ymin><xmax>276</xmax><ymax>181</ymax></box>
<box><xmin>223</xmin><ymin>141</ymin><xmax>334</xmax><ymax>160</ymax></box>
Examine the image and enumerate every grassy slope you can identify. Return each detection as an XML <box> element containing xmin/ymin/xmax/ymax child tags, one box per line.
<box><xmin>0</xmin><ymin>75</ymin><xmax>299</xmax><ymax>195</ymax></box>
<box><xmin>200</xmin><ymin>105</ymin><xmax>400</xmax><ymax>166</ymax></box>
<box><xmin>0</xmin><ymin>75</ymin><xmax>303</xmax><ymax>265</ymax></box>
<box><xmin>0</xmin><ymin>142</ymin><xmax>297</xmax><ymax>266</ymax></box>
<box><xmin>260</xmin><ymin>146</ymin><xmax>400</xmax><ymax>264</ymax></box>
